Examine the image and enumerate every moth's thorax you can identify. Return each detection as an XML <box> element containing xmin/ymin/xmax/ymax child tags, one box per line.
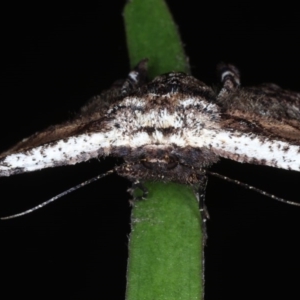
<box><xmin>109</xmin><ymin>95</ymin><xmax>220</xmax><ymax>130</ymax></box>
<box><xmin>104</xmin><ymin>73</ymin><xmax>221</xmax><ymax>148</ymax></box>
<box><xmin>103</xmin><ymin>75</ymin><xmax>221</xmax><ymax>182</ymax></box>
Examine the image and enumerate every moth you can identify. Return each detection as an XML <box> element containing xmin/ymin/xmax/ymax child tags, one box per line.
<box><xmin>0</xmin><ymin>59</ymin><xmax>300</xmax><ymax>217</ymax></box>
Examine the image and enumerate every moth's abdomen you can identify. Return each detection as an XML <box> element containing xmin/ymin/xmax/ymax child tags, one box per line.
<box><xmin>116</xmin><ymin>145</ymin><xmax>219</xmax><ymax>183</ymax></box>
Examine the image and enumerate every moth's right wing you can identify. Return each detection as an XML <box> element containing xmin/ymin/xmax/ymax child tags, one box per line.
<box><xmin>208</xmin><ymin>83</ymin><xmax>300</xmax><ymax>172</ymax></box>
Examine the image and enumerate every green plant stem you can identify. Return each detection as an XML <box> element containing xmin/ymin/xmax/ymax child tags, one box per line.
<box><xmin>124</xmin><ymin>0</ymin><xmax>190</xmax><ymax>78</ymax></box>
<box><xmin>126</xmin><ymin>182</ymin><xmax>203</xmax><ymax>300</ymax></box>
<box><xmin>124</xmin><ymin>0</ymin><xmax>204</xmax><ymax>299</ymax></box>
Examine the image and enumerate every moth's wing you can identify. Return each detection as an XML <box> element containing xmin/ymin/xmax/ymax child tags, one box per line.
<box><xmin>0</xmin><ymin>59</ymin><xmax>150</xmax><ymax>177</ymax></box>
<box><xmin>0</xmin><ymin>119</ymin><xmax>91</xmax><ymax>158</ymax></box>
<box><xmin>220</xmin><ymin>84</ymin><xmax>300</xmax><ymax>139</ymax></box>
<box><xmin>0</xmin><ymin>86</ymin><xmax>124</xmax><ymax>177</ymax></box>
<box><xmin>212</xmin><ymin>84</ymin><xmax>300</xmax><ymax>171</ymax></box>
<box><xmin>0</xmin><ymin>117</ymin><xmax>109</xmax><ymax>177</ymax></box>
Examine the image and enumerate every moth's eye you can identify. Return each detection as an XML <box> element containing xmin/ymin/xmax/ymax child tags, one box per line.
<box><xmin>166</xmin><ymin>160</ymin><xmax>178</xmax><ymax>170</ymax></box>
<box><xmin>141</xmin><ymin>159</ymin><xmax>154</xmax><ymax>170</ymax></box>
<box><xmin>166</xmin><ymin>156</ymin><xmax>178</xmax><ymax>170</ymax></box>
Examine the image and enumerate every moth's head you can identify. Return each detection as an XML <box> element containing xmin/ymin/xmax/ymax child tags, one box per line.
<box><xmin>135</xmin><ymin>72</ymin><xmax>215</xmax><ymax>103</ymax></box>
<box><xmin>114</xmin><ymin>145</ymin><xmax>218</xmax><ymax>184</ymax></box>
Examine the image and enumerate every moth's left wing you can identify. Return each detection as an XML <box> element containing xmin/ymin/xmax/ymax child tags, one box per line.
<box><xmin>209</xmin><ymin>84</ymin><xmax>300</xmax><ymax>171</ymax></box>
<box><xmin>0</xmin><ymin>115</ymin><xmax>111</xmax><ymax>177</ymax></box>
<box><xmin>0</xmin><ymin>60</ymin><xmax>149</xmax><ymax>177</ymax></box>
<box><xmin>0</xmin><ymin>89</ymin><xmax>123</xmax><ymax>177</ymax></box>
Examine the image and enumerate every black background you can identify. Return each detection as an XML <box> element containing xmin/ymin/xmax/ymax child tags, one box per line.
<box><xmin>1</xmin><ymin>1</ymin><xmax>300</xmax><ymax>299</ymax></box>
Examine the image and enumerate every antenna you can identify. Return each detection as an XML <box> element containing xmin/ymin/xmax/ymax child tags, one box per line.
<box><xmin>1</xmin><ymin>169</ymin><xmax>115</xmax><ymax>220</ymax></box>
<box><xmin>207</xmin><ymin>170</ymin><xmax>300</xmax><ymax>207</ymax></box>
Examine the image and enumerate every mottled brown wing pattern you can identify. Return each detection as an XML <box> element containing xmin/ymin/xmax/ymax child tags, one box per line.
<box><xmin>0</xmin><ymin>75</ymin><xmax>131</xmax><ymax>159</ymax></box>
<box><xmin>220</xmin><ymin>84</ymin><xmax>300</xmax><ymax>144</ymax></box>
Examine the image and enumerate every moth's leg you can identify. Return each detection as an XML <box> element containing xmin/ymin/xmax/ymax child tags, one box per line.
<box><xmin>198</xmin><ymin>176</ymin><xmax>209</xmax><ymax>245</ymax></box>
<box><xmin>121</xmin><ymin>59</ymin><xmax>148</xmax><ymax>95</ymax></box>
<box><xmin>128</xmin><ymin>180</ymin><xmax>149</xmax><ymax>205</ymax></box>
<box><xmin>217</xmin><ymin>63</ymin><xmax>240</xmax><ymax>101</ymax></box>
<box><xmin>197</xmin><ymin>175</ymin><xmax>208</xmax><ymax>296</ymax></box>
